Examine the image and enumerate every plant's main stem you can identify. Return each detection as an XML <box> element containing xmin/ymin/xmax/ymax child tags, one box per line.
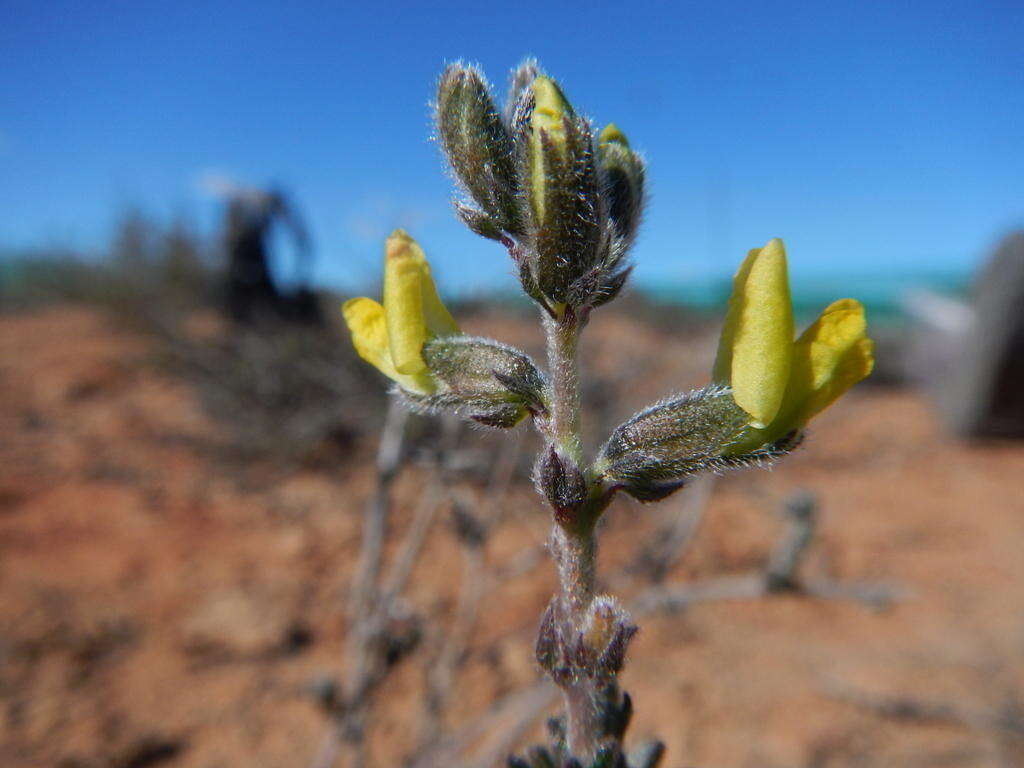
<box><xmin>542</xmin><ymin>310</ymin><xmax>603</xmax><ymax>763</ymax></box>
<box><xmin>551</xmin><ymin>524</ymin><xmax>603</xmax><ymax>762</ymax></box>
<box><xmin>544</xmin><ymin>312</ymin><xmax>583</xmax><ymax>464</ymax></box>
<box><xmin>551</xmin><ymin>523</ymin><xmax>596</xmax><ymax>620</ymax></box>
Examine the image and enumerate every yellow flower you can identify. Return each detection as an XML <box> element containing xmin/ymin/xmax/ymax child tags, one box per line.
<box><xmin>713</xmin><ymin>238</ymin><xmax>874</xmax><ymax>450</ymax></box>
<box><xmin>342</xmin><ymin>230</ymin><xmax>459</xmax><ymax>395</ymax></box>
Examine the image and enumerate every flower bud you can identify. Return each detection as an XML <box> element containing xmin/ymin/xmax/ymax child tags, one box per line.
<box><xmin>589</xmin><ymin>263</ymin><xmax>633</xmax><ymax>309</ymax></box>
<box><xmin>453</xmin><ymin>200</ymin><xmax>504</xmax><ymax>241</ymax></box>
<box><xmin>469</xmin><ymin>404</ymin><xmax>531</xmax><ymax>429</ymax></box>
<box><xmin>535</xmin><ymin>445</ymin><xmax>588</xmax><ymax>524</ymax></box>
<box><xmin>596</xmin><ymin>386</ymin><xmax>751</xmax><ymax>502</ymax></box>
<box><xmin>582</xmin><ymin>596</ymin><xmax>636</xmax><ymax>677</ymax></box>
<box><xmin>416</xmin><ymin>335</ymin><xmax>548</xmax><ymax>427</ymax></box>
<box><xmin>436</xmin><ymin>63</ymin><xmax>520</xmax><ymax>238</ymax></box>
<box><xmin>564</xmin><ymin>258</ymin><xmax>632</xmax><ymax>311</ymax></box>
<box><xmin>521</xmin><ymin>76</ymin><xmax>604</xmax><ymax>305</ymax></box>
<box><xmin>528</xmin><ymin>77</ymin><xmax>573</xmax><ymax>217</ymax></box>
<box><xmin>505</xmin><ymin>57</ymin><xmax>540</xmax><ymax>125</ymax></box>
<box><xmin>598</xmin><ymin>123</ymin><xmax>645</xmax><ymax>245</ymax></box>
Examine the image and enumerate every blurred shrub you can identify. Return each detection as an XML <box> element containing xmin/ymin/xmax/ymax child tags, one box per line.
<box><xmin>154</xmin><ymin>319</ymin><xmax>384</xmax><ymax>468</ymax></box>
<box><xmin>1</xmin><ymin>209</ymin><xmax>384</xmax><ymax>467</ymax></box>
<box><xmin>0</xmin><ymin>209</ymin><xmax>214</xmax><ymax>319</ymax></box>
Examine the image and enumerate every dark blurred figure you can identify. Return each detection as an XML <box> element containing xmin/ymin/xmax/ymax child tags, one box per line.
<box><xmin>907</xmin><ymin>231</ymin><xmax>1024</xmax><ymax>437</ymax></box>
<box><xmin>223</xmin><ymin>187</ymin><xmax>322</xmax><ymax>325</ymax></box>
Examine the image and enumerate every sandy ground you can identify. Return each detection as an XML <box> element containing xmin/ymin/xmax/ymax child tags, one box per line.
<box><xmin>2</xmin><ymin>305</ymin><xmax>1023</xmax><ymax>768</ymax></box>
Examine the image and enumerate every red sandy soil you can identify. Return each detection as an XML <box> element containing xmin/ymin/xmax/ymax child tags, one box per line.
<box><xmin>2</xmin><ymin>305</ymin><xmax>1023</xmax><ymax>768</ymax></box>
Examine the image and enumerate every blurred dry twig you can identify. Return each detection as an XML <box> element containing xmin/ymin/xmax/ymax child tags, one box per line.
<box><xmin>634</xmin><ymin>492</ymin><xmax>905</xmax><ymax>616</ymax></box>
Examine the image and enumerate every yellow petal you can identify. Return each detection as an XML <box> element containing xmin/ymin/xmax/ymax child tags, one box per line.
<box><xmin>343</xmin><ymin>297</ymin><xmax>393</xmax><ymax>374</ymax></box>
<box><xmin>531</xmin><ymin>76</ymin><xmax>572</xmax><ymax>138</ymax></box>
<box><xmin>384</xmin><ymin>230</ymin><xmax>430</xmax><ymax>375</ymax></box>
<box><xmin>418</xmin><ymin>259</ymin><xmax>459</xmax><ymax>337</ymax></box>
<box><xmin>713</xmin><ymin>238</ymin><xmax>794</xmax><ymax>427</ymax></box>
<box><xmin>598</xmin><ymin>123</ymin><xmax>629</xmax><ymax>147</ymax></box>
<box><xmin>380</xmin><ymin>229</ymin><xmax>458</xmax><ymax>380</ymax></box>
<box><xmin>725</xmin><ymin>300</ymin><xmax>874</xmax><ymax>454</ymax></box>
<box><xmin>786</xmin><ymin>298</ymin><xmax>874</xmax><ymax>424</ymax></box>
<box><xmin>530</xmin><ymin>76</ymin><xmax>572</xmax><ymax>222</ymax></box>
<box><xmin>342</xmin><ymin>296</ymin><xmax>436</xmax><ymax>395</ymax></box>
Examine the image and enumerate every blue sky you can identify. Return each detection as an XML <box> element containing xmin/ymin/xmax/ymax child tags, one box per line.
<box><xmin>2</xmin><ymin>0</ymin><xmax>1022</xmax><ymax>296</ymax></box>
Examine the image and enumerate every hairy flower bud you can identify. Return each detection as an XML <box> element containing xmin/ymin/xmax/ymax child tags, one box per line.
<box><xmin>535</xmin><ymin>445</ymin><xmax>588</xmax><ymax>524</ymax></box>
<box><xmin>505</xmin><ymin>57</ymin><xmax>541</xmax><ymax>126</ymax></box>
<box><xmin>519</xmin><ymin>76</ymin><xmax>605</xmax><ymax>305</ymax></box>
<box><xmin>582</xmin><ymin>596</ymin><xmax>636</xmax><ymax>677</ymax></box>
<box><xmin>597</xmin><ymin>386</ymin><xmax>772</xmax><ymax>502</ymax></box>
<box><xmin>528</xmin><ymin>77</ymin><xmax>573</xmax><ymax>219</ymax></box>
<box><xmin>598</xmin><ymin>123</ymin><xmax>645</xmax><ymax>245</ymax></box>
<box><xmin>436</xmin><ymin>63</ymin><xmax>521</xmax><ymax>238</ymax></box>
<box><xmin>453</xmin><ymin>200</ymin><xmax>504</xmax><ymax>241</ymax></box>
<box><xmin>468</xmin><ymin>403</ymin><xmax>530</xmax><ymax>429</ymax></box>
<box><xmin>415</xmin><ymin>335</ymin><xmax>548</xmax><ymax>427</ymax></box>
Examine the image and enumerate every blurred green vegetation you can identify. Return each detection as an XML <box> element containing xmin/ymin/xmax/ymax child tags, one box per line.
<box><xmin>1</xmin><ymin>209</ymin><xmax>213</xmax><ymax>319</ymax></box>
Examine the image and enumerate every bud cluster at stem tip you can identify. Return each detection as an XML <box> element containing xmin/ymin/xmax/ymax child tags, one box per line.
<box><xmin>436</xmin><ymin>59</ymin><xmax>646</xmax><ymax>317</ymax></box>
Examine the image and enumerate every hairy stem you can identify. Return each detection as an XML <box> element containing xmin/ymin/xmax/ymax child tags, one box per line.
<box><xmin>544</xmin><ymin>311</ymin><xmax>583</xmax><ymax>463</ymax></box>
<box><xmin>552</xmin><ymin>523</ymin><xmax>604</xmax><ymax>763</ymax></box>
<box><xmin>551</xmin><ymin>523</ymin><xmax>596</xmax><ymax>620</ymax></box>
<box><xmin>541</xmin><ymin>309</ymin><xmax>605</xmax><ymax>763</ymax></box>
